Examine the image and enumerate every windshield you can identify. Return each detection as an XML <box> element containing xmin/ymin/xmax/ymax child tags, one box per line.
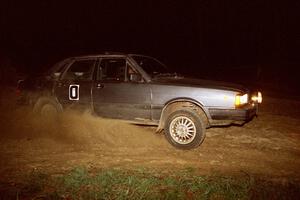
<box><xmin>131</xmin><ymin>55</ymin><xmax>175</xmax><ymax>78</ymax></box>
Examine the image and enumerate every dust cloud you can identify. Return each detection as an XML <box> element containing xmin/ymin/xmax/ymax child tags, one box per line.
<box><xmin>0</xmin><ymin>106</ymin><xmax>168</xmax><ymax>149</ymax></box>
<box><xmin>0</xmin><ymin>88</ymin><xmax>176</xmax><ymax>176</ymax></box>
<box><xmin>0</xmin><ymin>86</ymin><xmax>167</xmax><ymax>149</ymax></box>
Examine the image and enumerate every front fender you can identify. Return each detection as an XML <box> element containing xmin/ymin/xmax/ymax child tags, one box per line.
<box><xmin>156</xmin><ymin>99</ymin><xmax>210</xmax><ymax>132</ymax></box>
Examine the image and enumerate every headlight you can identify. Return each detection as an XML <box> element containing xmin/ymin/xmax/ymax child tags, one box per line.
<box><xmin>251</xmin><ymin>91</ymin><xmax>262</xmax><ymax>103</ymax></box>
<box><xmin>235</xmin><ymin>93</ymin><xmax>248</xmax><ymax>106</ymax></box>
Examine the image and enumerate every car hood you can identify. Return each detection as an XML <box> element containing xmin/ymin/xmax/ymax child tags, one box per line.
<box><xmin>151</xmin><ymin>76</ymin><xmax>248</xmax><ymax>93</ymax></box>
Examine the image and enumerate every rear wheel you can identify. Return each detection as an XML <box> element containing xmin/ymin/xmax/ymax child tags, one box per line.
<box><xmin>33</xmin><ymin>97</ymin><xmax>62</xmax><ymax>120</ymax></box>
<box><xmin>164</xmin><ymin>108</ymin><xmax>206</xmax><ymax>150</ymax></box>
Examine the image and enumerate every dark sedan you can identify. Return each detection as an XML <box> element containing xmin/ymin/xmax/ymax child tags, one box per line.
<box><xmin>18</xmin><ymin>53</ymin><xmax>262</xmax><ymax>149</ymax></box>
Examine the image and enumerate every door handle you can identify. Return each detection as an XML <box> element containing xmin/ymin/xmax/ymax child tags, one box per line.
<box><xmin>96</xmin><ymin>83</ymin><xmax>104</xmax><ymax>89</ymax></box>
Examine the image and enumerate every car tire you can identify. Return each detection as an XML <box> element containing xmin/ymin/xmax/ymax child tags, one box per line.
<box><xmin>164</xmin><ymin>108</ymin><xmax>206</xmax><ymax>150</ymax></box>
<box><xmin>33</xmin><ymin>97</ymin><xmax>62</xmax><ymax>119</ymax></box>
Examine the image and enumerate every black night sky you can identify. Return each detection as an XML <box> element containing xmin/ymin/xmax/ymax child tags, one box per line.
<box><xmin>0</xmin><ymin>1</ymin><xmax>299</xmax><ymax>93</ymax></box>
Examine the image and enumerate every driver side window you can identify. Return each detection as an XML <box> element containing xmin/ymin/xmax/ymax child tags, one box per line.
<box><xmin>98</xmin><ymin>58</ymin><xmax>126</xmax><ymax>81</ymax></box>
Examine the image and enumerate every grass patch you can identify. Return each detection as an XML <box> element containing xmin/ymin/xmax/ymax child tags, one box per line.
<box><xmin>5</xmin><ymin>167</ymin><xmax>300</xmax><ymax>199</ymax></box>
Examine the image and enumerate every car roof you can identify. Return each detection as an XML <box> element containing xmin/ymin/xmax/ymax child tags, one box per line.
<box><xmin>67</xmin><ymin>52</ymin><xmax>152</xmax><ymax>60</ymax></box>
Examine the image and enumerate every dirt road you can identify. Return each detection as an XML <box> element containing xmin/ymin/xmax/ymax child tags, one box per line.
<box><xmin>0</xmin><ymin>88</ymin><xmax>300</xmax><ymax>183</ymax></box>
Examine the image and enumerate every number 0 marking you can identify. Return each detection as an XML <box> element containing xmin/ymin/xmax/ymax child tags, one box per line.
<box><xmin>69</xmin><ymin>84</ymin><xmax>79</xmax><ymax>100</ymax></box>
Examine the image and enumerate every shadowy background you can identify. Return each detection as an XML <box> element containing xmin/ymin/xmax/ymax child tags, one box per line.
<box><xmin>0</xmin><ymin>0</ymin><xmax>299</xmax><ymax>96</ymax></box>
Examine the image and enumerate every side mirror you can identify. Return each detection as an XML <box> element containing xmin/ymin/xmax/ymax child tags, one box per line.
<box><xmin>74</xmin><ymin>72</ymin><xmax>84</xmax><ymax>77</ymax></box>
<box><xmin>129</xmin><ymin>73</ymin><xmax>142</xmax><ymax>82</ymax></box>
<box><xmin>51</xmin><ymin>72</ymin><xmax>61</xmax><ymax>80</ymax></box>
<box><xmin>54</xmin><ymin>72</ymin><xmax>61</xmax><ymax>77</ymax></box>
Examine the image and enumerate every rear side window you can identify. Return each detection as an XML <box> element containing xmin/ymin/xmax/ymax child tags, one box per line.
<box><xmin>62</xmin><ymin>59</ymin><xmax>96</xmax><ymax>80</ymax></box>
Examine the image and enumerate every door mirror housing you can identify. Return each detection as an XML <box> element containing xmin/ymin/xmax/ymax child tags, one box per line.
<box><xmin>50</xmin><ymin>72</ymin><xmax>61</xmax><ymax>80</ymax></box>
<box><xmin>74</xmin><ymin>72</ymin><xmax>84</xmax><ymax>77</ymax></box>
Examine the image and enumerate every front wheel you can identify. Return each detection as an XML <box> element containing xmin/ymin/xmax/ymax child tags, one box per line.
<box><xmin>164</xmin><ymin>109</ymin><xmax>206</xmax><ymax>150</ymax></box>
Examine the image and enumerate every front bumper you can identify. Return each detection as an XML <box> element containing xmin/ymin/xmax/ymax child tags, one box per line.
<box><xmin>208</xmin><ymin>104</ymin><xmax>257</xmax><ymax>125</ymax></box>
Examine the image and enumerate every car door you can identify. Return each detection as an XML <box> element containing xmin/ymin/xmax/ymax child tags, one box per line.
<box><xmin>92</xmin><ymin>57</ymin><xmax>151</xmax><ymax>121</ymax></box>
<box><xmin>54</xmin><ymin>58</ymin><xmax>96</xmax><ymax>110</ymax></box>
